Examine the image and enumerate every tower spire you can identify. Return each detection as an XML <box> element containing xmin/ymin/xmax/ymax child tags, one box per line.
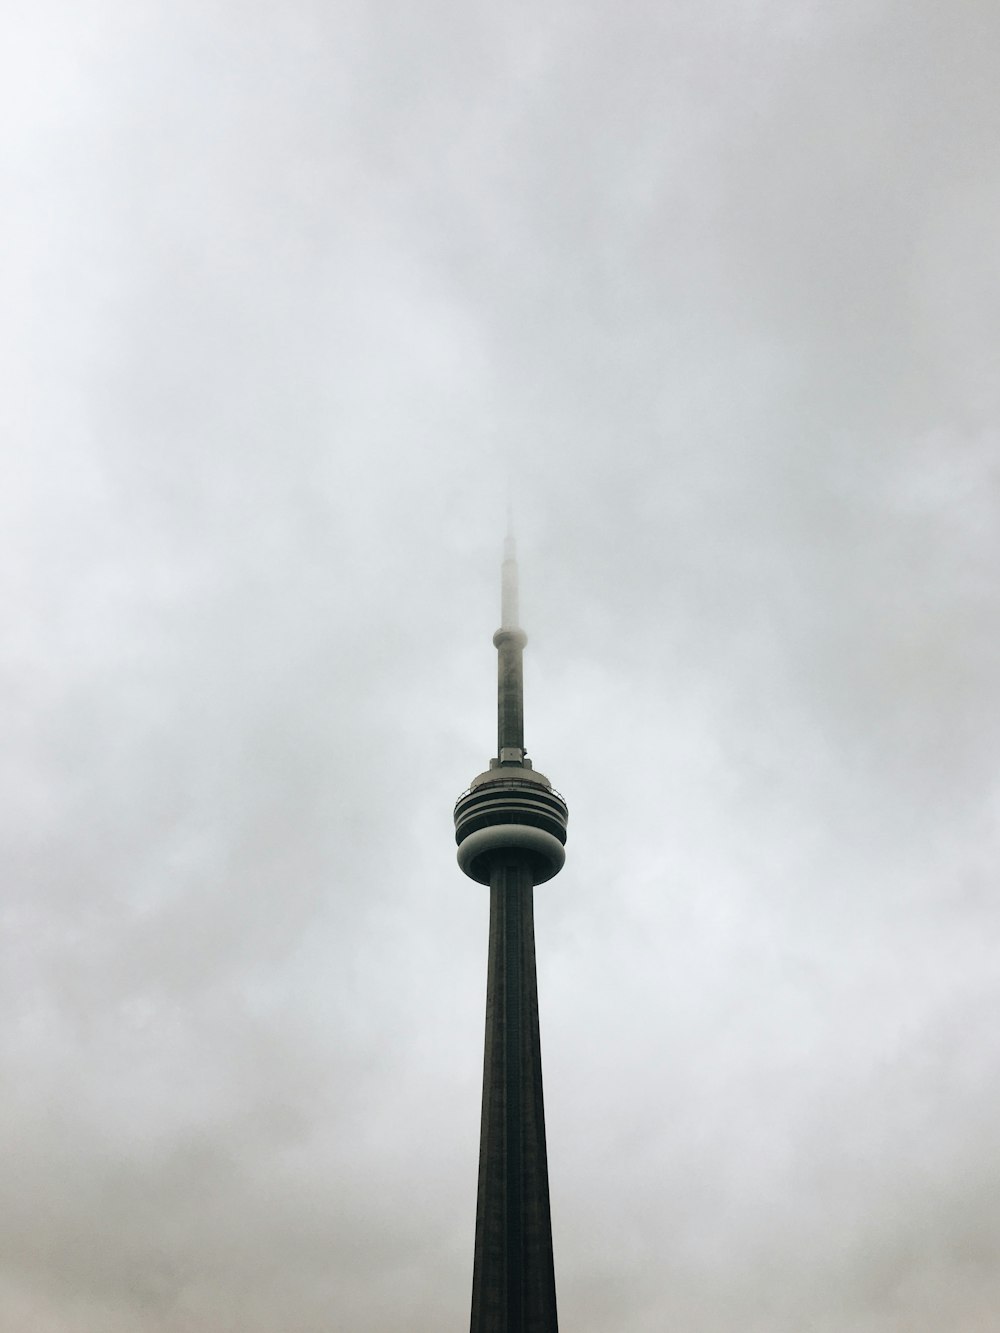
<box><xmin>495</xmin><ymin>524</ymin><xmax>527</xmax><ymax>765</ymax></box>
<box><xmin>454</xmin><ymin>535</ymin><xmax>568</xmax><ymax>1333</ymax></box>
<box><xmin>502</xmin><ymin>505</ymin><xmax>518</xmax><ymax>627</ymax></box>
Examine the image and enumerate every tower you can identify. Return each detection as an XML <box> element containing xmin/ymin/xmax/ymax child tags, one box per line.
<box><xmin>454</xmin><ymin>530</ymin><xmax>568</xmax><ymax>1333</ymax></box>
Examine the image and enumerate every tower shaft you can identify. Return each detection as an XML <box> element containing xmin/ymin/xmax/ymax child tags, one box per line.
<box><xmin>471</xmin><ymin>862</ymin><xmax>558</xmax><ymax>1333</ymax></box>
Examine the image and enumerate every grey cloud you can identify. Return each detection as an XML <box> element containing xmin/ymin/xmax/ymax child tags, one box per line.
<box><xmin>2</xmin><ymin>0</ymin><xmax>999</xmax><ymax>1328</ymax></box>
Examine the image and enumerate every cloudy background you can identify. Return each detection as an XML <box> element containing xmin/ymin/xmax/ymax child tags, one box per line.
<box><xmin>3</xmin><ymin>0</ymin><xmax>999</xmax><ymax>1328</ymax></box>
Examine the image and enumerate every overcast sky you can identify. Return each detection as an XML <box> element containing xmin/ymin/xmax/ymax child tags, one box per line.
<box><xmin>3</xmin><ymin>1</ymin><xmax>999</xmax><ymax>1329</ymax></box>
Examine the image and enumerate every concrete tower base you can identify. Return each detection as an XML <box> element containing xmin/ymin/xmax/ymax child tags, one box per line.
<box><xmin>471</xmin><ymin>861</ymin><xmax>558</xmax><ymax>1333</ymax></box>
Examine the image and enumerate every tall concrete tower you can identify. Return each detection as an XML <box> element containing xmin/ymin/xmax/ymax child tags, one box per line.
<box><xmin>454</xmin><ymin>530</ymin><xmax>568</xmax><ymax>1333</ymax></box>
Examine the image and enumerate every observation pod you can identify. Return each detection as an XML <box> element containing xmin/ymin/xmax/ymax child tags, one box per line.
<box><xmin>454</xmin><ymin>768</ymin><xmax>568</xmax><ymax>885</ymax></box>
